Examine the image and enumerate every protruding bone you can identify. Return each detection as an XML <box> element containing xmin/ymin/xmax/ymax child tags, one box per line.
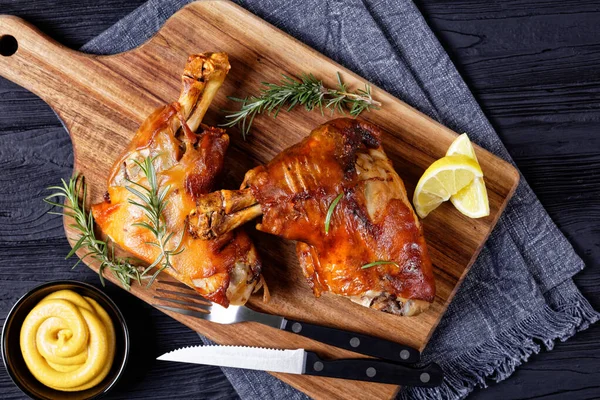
<box><xmin>178</xmin><ymin>52</ymin><xmax>230</xmax><ymax>132</ymax></box>
<box><xmin>188</xmin><ymin>189</ymin><xmax>263</xmax><ymax>240</ymax></box>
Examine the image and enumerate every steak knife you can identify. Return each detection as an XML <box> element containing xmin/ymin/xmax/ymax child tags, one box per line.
<box><xmin>157</xmin><ymin>345</ymin><xmax>443</xmax><ymax>387</ymax></box>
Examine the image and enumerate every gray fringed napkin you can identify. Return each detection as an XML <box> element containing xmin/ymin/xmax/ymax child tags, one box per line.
<box><xmin>82</xmin><ymin>1</ymin><xmax>599</xmax><ymax>398</ymax></box>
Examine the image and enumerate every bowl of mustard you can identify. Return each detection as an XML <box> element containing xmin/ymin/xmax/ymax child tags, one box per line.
<box><xmin>2</xmin><ymin>280</ymin><xmax>129</xmax><ymax>400</ymax></box>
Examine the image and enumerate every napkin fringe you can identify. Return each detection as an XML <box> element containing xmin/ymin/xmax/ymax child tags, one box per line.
<box><xmin>402</xmin><ymin>289</ymin><xmax>599</xmax><ymax>399</ymax></box>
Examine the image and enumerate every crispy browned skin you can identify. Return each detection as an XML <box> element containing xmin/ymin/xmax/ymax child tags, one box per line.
<box><xmin>92</xmin><ymin>53</ymin><xmax>261</xmax><ymax>307</ymax></box>
<box><xmin>191</xmin><ymin>119</ymin><xmax>435</xmax><ymax>315</ymax></box>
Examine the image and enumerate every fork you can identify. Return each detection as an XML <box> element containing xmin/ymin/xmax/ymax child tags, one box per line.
<box><xmin>153</xmin><ymin>280</ymin><xmax>420</xmax><ymax>364</ymax></box>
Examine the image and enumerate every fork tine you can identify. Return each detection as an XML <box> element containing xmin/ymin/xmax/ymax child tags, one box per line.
<box><xmin>157</xmin><ymin>279</ymin><xmax>194</xmax><ymax>291</ymax></box>
<box><xmin>156</xmin><ymin>288</ymin><xmax>212</xmax><ymax>304</ymax></box>
<box><xmin>153</xmin><ymin>296</ymin><xmax>212</xmax><ymax>312</ymax></box>
<box><xmin>154</xmin><ymin>304</ymin><xmax>212</xmax><ymax>320</ymax></box>
<box><xmin>156</xmin><ymin>280</ymin><xmax>212</xmax><ymax>302</ymax></box>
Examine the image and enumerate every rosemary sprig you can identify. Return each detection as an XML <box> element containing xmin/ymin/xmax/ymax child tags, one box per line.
<box><xmin>222</xmin><ymin>72</ymin><xmax>381</xmax><ymax>138</ymax></box>
<box><xmin>324</xmin><ymin>193</ymin><xmax>344</xmax><ymax>234</ymax></box>
<box><xmin>125</xmin><ymin>156</ymin><xmax>185</xmax><ymax>286</ymax></box>
<box><xmin>45</xmin><ymin>175</ymin><xmax>143</xmax><ymax>290</ymax></box>
<box><xmin>361</xmin><ymin>261</ymin><xmax>400</xmax><ymax>270</ymax></box>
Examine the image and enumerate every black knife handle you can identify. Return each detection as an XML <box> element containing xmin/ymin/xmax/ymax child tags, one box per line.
<box><xmin>304</xmin><ymin>352</ymin><xmax>443</xmax><ymax>387</ymax></box>
<box><xmin>281</xmin><ymin>318</ymin><xmax>420</xmax><ymax>363</ymax></box>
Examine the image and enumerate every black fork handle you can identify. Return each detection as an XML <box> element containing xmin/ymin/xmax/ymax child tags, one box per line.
<box><xmin>281</xmin><ymin>318</ymin><xmax>420</xmax><ymax>364</ymax></box>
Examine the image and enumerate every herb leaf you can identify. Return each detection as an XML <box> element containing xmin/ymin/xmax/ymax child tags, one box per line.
<box><xmin>222</xmin><ymin>72</ymin><xmax>381</xmax><ymax>138</ymax></box>
<box><xmin>125</xmin><ymin>156</ymin><xmax>185</xmax><ymax>286</ymax></box>
<box><xmin>45</xmin><ymin>175</ymin><xmax>144</xmax><ymax>290</ymax></box>
<box><xmin>324</xmin><ymin>193</ymin><xmax>344</xmax><ymax>234</ymax></box>
<box><xmin>361</xmin><ymin>260</ymin><xmax>400</xmax><ymax>270</ymax></box>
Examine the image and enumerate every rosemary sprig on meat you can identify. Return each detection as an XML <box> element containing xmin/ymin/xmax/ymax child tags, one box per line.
<box><xmin>45</xmin><ymin>175</ymin><xmax>143</xmax><ymax>290</ymax></box>
<box><xmin>361</xmin><ymin>261</ymin><xmax>400</xmax><ymax>270</ymax></box>
<box><xmin>125</xmin><ymin>156</ymin><xmax>185</xmax><ymax>286</ymax></box>
<box><xmin>222</xmin><ymin>72</ymin><xmax>381</xmax><ymax>138</ymax></box>
<box><xmin>324</xmin><ymin>193</ymin><xmax>344</xmax><ymax>234</ymax></box>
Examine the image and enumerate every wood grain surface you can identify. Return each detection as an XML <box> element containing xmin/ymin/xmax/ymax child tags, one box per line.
<box><xmin>0</xmin><ymin>1</ymin><xmax>598</xmax><ymax>399</ymax></box>
<box><xmin>0</xmin><ymin>2</ymin><xmax>519</xmax><ymax>398</ymax></box>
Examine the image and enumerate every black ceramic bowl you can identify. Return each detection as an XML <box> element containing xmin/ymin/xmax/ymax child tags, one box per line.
<box><xmin>2</xmin><ymin>280</ymin><xmax>130</xmax><ymax>400</ymax></box>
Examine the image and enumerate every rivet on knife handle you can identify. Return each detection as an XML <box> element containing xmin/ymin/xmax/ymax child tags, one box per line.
<box><xmin>281</xmin><ymin>318</ymin><xmax>420</xmax><ymax>363</ymax></box>
<box><xmin>303</xmin><ymin>352</ymin><xmax>443</xmax><ymax>387</ymax></box>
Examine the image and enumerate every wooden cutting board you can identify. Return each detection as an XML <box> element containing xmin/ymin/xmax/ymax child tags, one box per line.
<box><xmin>0</xmin><ymin>2</ymin><xmax>519</xmax><ymax>398</ymax></box>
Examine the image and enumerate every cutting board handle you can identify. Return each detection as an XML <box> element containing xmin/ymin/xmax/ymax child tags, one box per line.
<box><xmin>0</xmin><ymin>15</ymin><xmax>159</xmax><ymax>139</ymax></box>
<box><xmin>0</xmin><ymin>15</ymin><xmax>91</xmax><ymax>108</ymax></box>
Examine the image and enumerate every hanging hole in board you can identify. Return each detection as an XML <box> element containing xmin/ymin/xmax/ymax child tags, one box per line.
<box><xmin>0</xmin><ymin>35</ymin><xmax>18</xmax><ymax>57</ymax></box>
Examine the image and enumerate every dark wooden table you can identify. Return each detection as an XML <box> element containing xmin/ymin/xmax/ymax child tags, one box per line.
<box><xmin>0</xmin><ymin>1</ymin><xmax>598</xmax><ymax>399</ymax></box>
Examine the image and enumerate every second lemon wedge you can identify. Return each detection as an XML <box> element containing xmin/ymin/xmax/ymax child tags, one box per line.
<box><xmin>446</xmin><ymin>134</ymin><xmax>490</xmax><ymax>218</ymax></box>
<box><xmin>413</xmin><ymin>155</ymin><xmax>483</xmax><ymax>218</ymax></box>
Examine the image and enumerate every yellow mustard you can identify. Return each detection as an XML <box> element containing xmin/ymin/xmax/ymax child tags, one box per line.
<box><xmin>19</xmin><ymin>289</ymin><xmax>115</xmax><ymax>391</ymax></box>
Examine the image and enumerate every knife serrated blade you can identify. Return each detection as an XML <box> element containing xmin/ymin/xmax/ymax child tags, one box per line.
<box><xmin>157</xmin><ymin>345</ymin><xmax>306</xmax><ymax>374</ymax></box>
<box><xmin>157</xmin><ymin>345</ymin><xmax>443</xmax><ymax>387</ymax></box>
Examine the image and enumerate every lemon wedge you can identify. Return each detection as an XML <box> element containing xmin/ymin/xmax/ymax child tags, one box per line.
<box><xmin>446</xmin><ymin>134</ymin><xmax>490</xmax><ymax>218</ymax></box>
<box><xmin>413</xmin><ymin>155</ymin><xmax>483</xmax><ymax>218</ymax></box>
<box><xmin>446</xmin><ymin>133</ymin><xmax>478</xmax><ymax>161</ymax></box>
